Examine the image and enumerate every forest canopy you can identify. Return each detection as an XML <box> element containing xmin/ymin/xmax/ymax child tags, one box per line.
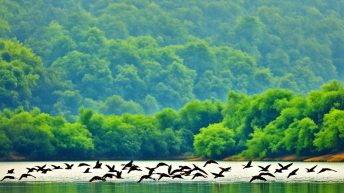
<box><xmin>0</xmin><ymin>0</ymin><xmax>343</xmax><ymax>159</ymax></box>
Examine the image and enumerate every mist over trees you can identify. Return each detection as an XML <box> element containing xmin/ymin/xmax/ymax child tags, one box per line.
<box><xmin>0</xmin><ymin>0</ymin><xmax>343</xmax><ymax>159</ymax></box>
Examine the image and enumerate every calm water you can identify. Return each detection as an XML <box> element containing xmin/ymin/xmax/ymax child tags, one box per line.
<box><xmin>0</xmin><ymin>161</ymin><xmax>343</xmax><ymax>193</ymax></box>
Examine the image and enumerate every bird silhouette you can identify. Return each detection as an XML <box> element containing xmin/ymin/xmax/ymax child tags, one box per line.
<box><xmin>243</xmin><ymin>160</ymin><xmax>253</xmax><ymax>169</ymax></box>
<box><xmin>249</xmin><ymin>175</ymin><xmax>267</xmax><ymax>183</ymax></box>
<box><xmin>41</xmin><ymin>168</ymin><xmax>52</xmax><ymax>174</ymax></box>
<box><xmin>203</xmin><ymin>160</ymin><xmax>218</xmax><ymax>167</ymax></box>
<box><xmin>318</xmin><ymin>168</ymin><xmax>337</xmax><ymax>174</ymax></box>
<box><xmin>128</xmin><ymin>165</ymin><xmax>142</xmax><ymax>173</ymax></box>
<box><xmin>138</xmin><ymin>175</ymin><xmax>155</xmax><ymax>183</ymax></box>
<box><xmin>64</xmin><ymin>163</ymin><xmax>74</xmax><ymax>170</ymax></box>
<box><xmin>7</xmin><ymin>169</ymin><xmax>14</xmax><ymax>174</ymax></box>
<box><xmin>26</xmin><ymin>167</ymin><xmax>37</xmax><ymax>173</ymax></box>
<box><xmin>156</xmin><ymin>162</ymin><xmax>169</xmax><ymax>168</ymax></box>
<box><xmin>89</xmin><ymin>176</ymin><xmax>106</xmax><ymax>182</ymax></box>
<box><xmin>172</xmin><ymin>174</ymin><xmax>183</xmax><ymax>179</ymax></box>
<box><xmin>122</xmin><ymin>160</ymin><xmax>134</xmax><ymax>170</ymax></box>
<box><xmin>102</xmin><ymin>173</ymin><xmax>116</xmax><ymax>179</ymax></box>
<box><xmin>192</xmin><ymin>172</ymin><xmax>207</xmax><ymax>179</ymax></box>
<box><xmin>258</xmin><ymin>164</ymin><xmax>271</xmax><ymax>172</ymax></box>
<box><xmin>306</xmin><ymin>165</ymin><xmax>317</xmax><ymax>173</ymax></box>
<box><xmin>179</xmin><ymin>165</ymin><xmax>191</xmax><ymax>171</ymax></box>
<box><xmin>157</xmin><ymin>173</ymin><xmax>170</xmax><ymax>180</ymax></box>
<box><xmin>278</xmin><ymin>163</ymin><xmax>293</xmax><ymax>170</ymax></box>
<box><xmin>106</xmin><ymin>164</ymin><xmax>116</xmax><ymax>172</ymax></box>
<box><xmin>274</xmin><ymin>168</ymin><xmax>283</xmax><ymax>173</ymax></box>
<box><xmin>219</xmin><ymin>167</ymin><xmax>231</xmax><ymax>173</ymax></box>
<box><xmin>115</xmin><ymin>171</ymin><xmax>124</xmax><ymax>179</ymax></box>
<box><xmin>19</xmin><ymin>174</ymin><xmax>36</xmax><ymax>180</ymax></box>
<box><xmin>170</xmin><ymin>168</ymin><xmax>183</xmax><ymax>175</ymax></box>
<box><xmin>1</xmin><ymin>176</ymin><xmax>15</xmax><ymax>181</ymax></box>
<box><xmin>83</xmin><ymin>168</ymin><xmax>91</xmax><ymax>173</ymax></box>
<box><xmin>93</xmin><ymin>160</ymin><xmax>102</xmax><ymax>169</ymax></box>
<box><xmin>211</xmin><ymin>172</ymin><xmax>224</xmax><ymax>178</ymax></box>
<box><xmin>287</xmin><ymin>168</ymin><xmax>299</xmax><ymax>178</ymax></box>
<box><xmin>51</xmin><ymin>165</ymin><xmax>62</xmax><ymax>170</ymax></box>
<box><xmin>192</xmin><ymin>164</ymin><xmax>208</xmax><ymax>175</ymax></box>
<box><xmin>145</xmin><ymin>167</ymin><xmax>157</xmax><ymax>175</ymax></box>
<box><xmin>78</xmin><ymin>163</ymin><xmax>90</xmax><ymax>167</ymax></box>
<box><xmin>35</xmin><ymin>164</ymin><xmax>47</xmax><ymax>172</ymax></box>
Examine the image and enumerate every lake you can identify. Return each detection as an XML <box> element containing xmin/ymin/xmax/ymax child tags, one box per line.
<box><xmin>0</xmin><ymin>161</ymin><xmax>343</xmax><ymax>193</ymax></box>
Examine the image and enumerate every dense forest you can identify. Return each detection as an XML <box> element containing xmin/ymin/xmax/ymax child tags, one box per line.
<box><xmin>0</xmin><ymin>0</ymin><xmax>343</xmax><ymax>160</ymax></box>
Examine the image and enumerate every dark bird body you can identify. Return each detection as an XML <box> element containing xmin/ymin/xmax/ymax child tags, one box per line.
<box><xmin>19</xmin><ymin>174</ymin><xmax>36</xmax><ymax>180</ymax></box>
<box><xmin>146</xmin><ymin>167</ymin><xmax>157</xmax><ymax>175</ymax></box>
<box><xmin>78</xmin><ymin>163</ymin><xmax>90</xmax><ymax>167</ymax></box>
<box><xmin>211</xmin><ymin>172</ymin><xmax>224</xmax><ymax>178</ymax></box>
<box><xmin>258</xmin><ymin>164</ymin><xmax>271</xmax><ymax>172</ymax></box>
<box><xmin>1</xmin><ymin>176</ymin><xmax>15</xmax><ymax>181</ymax></box>
<box><xmin>51</xmin><ymin>165</ymin><xmax>62</xmax><ymax>170</ymax></box>
<box><xmin>89</xmin><ymin>176</ymin><xmax>106</xmax><ymax>182</ymax></box>
<box><xmin>243</xmin><ymin>160</ymin><xmax>253</xmax><ymax>169</ymax></box>
<box><xmin>259</xmin><ymin>172</ymin><xmax>275</xmax><ymax>178</ymax></box>
<box><xmin>7</xmin><ymin>169</ymin><xmax>14</xmax><ymax>174</ymax></box>
<box><xmin>172</xmin><ymin>174</ymin><xmax>183</xmax><ymax>179</ymax></box>
<box><xmin>35</xmin><ymin>164</ymin><xmax>47</xmax><ymax>172</ymax></box>
<box><xmin>93</xmin><ymin>160</ymin><xmax>102</xmax><ymax>169</ymax></box>
<box><xmin>116</xmin><ymin>171</ymin><xmax>124</xmax><ymax>179</ymax></box>
<box><xmin>306</xmin><ymin>165</ymin><xmax>317</xmax><ymax>173</ymax></box>
<box><xmin>83</xmin><ymin>168</ymin><xmax>91</xmax><ymax>173</ymax></box>
<box><xmin>156</xmin><ymin>162</ymin><xmax>169</xmax><ymax>168</ymax></box>
<box><xmin>26</xmin><ymin>168</ymin><xmax>37</xmax><ymax>173</ymax></box>
<box><xmin>192</xmin><ymin>164</ymin><xmax>208</xmax><ymax>175</ymax></box>
<box><xmin>41</xmin><ymin>169</ymin><xmax>52</xmax><ymax>174</ymax></box>
<box><xmin>287</xmin><ymin>168</ymin><xmax>299</xmax><ymax>178</ymax></box>
<box><xmin>128</xmin><ymin>165</ymin><xmax>142</xmax><ymax>173</ymax></box>
<box><xmin>157</xmin><ymin>173</ymin><xmax>170</xmax><ymax>180</ymax></box>
<box><xmin>192</xmin><ymin>172</ymin><xmax>207</xmax><ymax>179</ymax></box>
<box><xmin>219</xmin><ymin>167</ymin><xmax>231</xmax><ymax>173</ymax></box>
<box><xmin>122</xmin><ymin>160</ymin><xmax>134</xmax><ymax>170</ymax></box>
<box><xmin>203</xmin><ymin>160</ymin><xmax>218</xmax><ymax>167</ymax></box>
<box><xmin>103</xmin><ymin>173</ymin><xmax>116</xmax><ymax>179</ymax></box>
<box><xmin>106</xmin><ymin>164</ymin><xmax>116</xmax><ymax>172</ymax></box>
<box><xmin>279</xmin><ymin>163</ymin><xmax>293</xmax><ymax>170</ymax></box>
<box><xmin>64</xmin><ymin>163</ymin><xmax>74</xmax><ymax>170</ymax></box>
<box><xmin>250</xmin><ymin>175</ymin><xmax>267</xmax><ymax>183</ymax></box>
<box><xmin>318</xmin><ymin>168</ymin><xmax>337</xmax><ymax>174</ymax></box>
<box><xmin>138</xmin><ymin>175</ymin><xmax>154</xmax><ymax>183</ymax></box>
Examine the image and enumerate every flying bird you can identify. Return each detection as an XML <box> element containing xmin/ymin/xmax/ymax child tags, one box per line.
<box><xmin>64</xmin><ymin>163</ymin><xmax>74</xmax><ymax>170</ymax></box>
<box><xmin>122</xmin><ymin>160</ymin><xmax>134</xmax><ymax>170</ymax></box>
<box><xmin>128</xmin><ymin>165</ymin><xmax>142</xmax><ymax>173</ymax></box>
<box><xmin>106</xmin><ymin>164</ymin><xmax>116</xmax><ymax>172</ymax></box>
<box><xmin>258</xmin><ymin>164</ymin><xmax>271</xmax><ymax>172</ymax></box>
<box><xmin>249</xmin><ymin>175</ymin><xmax>267</xmax><ymax>183</ymax></box>
<box><xmin>192</xmin><ymin>164</ymin><xmax>208</xmax><ymax>175</ymax></box>
<box><xmin>211</xmin><ymin>172</ymin><xmax>224</xmax><ymax>178</ymax></box>
<box><xmin>89</xmin><ymin>176</ymin><xmax>106</xmax><ymax>182</ymax></box>
<box><xmin>306</xmin><ymin>165</ymin><xmax>317</xmax><ymax>173</ymax></box>
<box><xmin>243</xmin><ymin>160</ymin><xmax>253</xmax><ymax>169</ymax></box>
<box><xmin>7</xmin><ymin>169</ymin><xmax>14</xmax><ymax>174</ymax></box>
<box><xmin>83</xmin><ymin>168</ymin><xmax>91</xmax><ymax>173</ymax></box>
<box><xmin>78</xmin><ymin>163</ymin><xmax>90</xmax><ymax>167</ymax></box>
<box><xmin>287</xmin><ymin>168</ymin><xmax>299</xmax><ymax>178</ymax></box>
<box><xmin>138</xmin><ymin>175</ymin><xmax>155</xmax><ymax>183</ymax></box>
<box><xmin>1</xmin><ymin>176</ymin><xmax>15</xmax><ymax>181</ymax></box>
<box><xmin>203</xmin><ymin>160</ymin><xmax>218</xmax><ymax>167</ymax></box>
<box><xmin>19</xmin><ymin>174</ymin><xmax>36</xmax><ymax>180</ymax></box>
<box><xmin>192</xmin><ymin>172</ymin><xmax>207</xmax><ymax>180</ymax></box>
<box><xmin>318</xmin><ymin>168</ymin><xmax>337</xmax><ymax>174</ymax></box>
<box><xmin>51</xmin><ymin>165</ymin><xmax>63</xmax><ymax>170</ymax></box>
<box><xmin>93</xmin><ymin>160</ymin><xmax>102</xmax><ymax>169</ymax></box>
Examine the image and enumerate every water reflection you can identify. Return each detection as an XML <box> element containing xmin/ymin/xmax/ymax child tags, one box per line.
<box><xmin>0</xmin><ymin>182</ymin><xmax>343</xmax><ymax>193</ymax></box>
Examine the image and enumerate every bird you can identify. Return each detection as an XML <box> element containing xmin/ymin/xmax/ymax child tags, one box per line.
<box><xmin>83</xmin><ymin>168</ymin><xmax>91</xmax><ymax>173</ymax></box>
<box><xmin>106</xmin><ymin>164</ymin><xmax>116</xmax><ymax>172</ymax></box>
<box><xmin>89</xmin><ymin>176</ymin><xmax>106</xmax><ymax>182</ymax></box>
<box><xmin>51</xmin><ymin>165</ymin><xmax>63</xmax><ymax>170</ymax></box>
<box><xmin>203</xmin><ymin>160</ymin><xmax>218</xmax><ymax>167</ymax></box>
<box><xmin>318</xmin><ymin>168</ymin><xmax>337</xmax><ymax>174</ymax></box>
<box><xmin>172</xmin><ymin>174</ymin><xmax>183</xmax><ymax>179</ymax></box>
<box><xmin>145</xmin><ymin>167</ymin><xmax>157</xmax><ymax>175</ymax></box>
<box><xmin>258</xmin><ymin>164</ymin><xmax>271</xmax><ymax>172</ymax></box>
<box><xmin>192</xmin><ymin>164</ymin><xmax>208</xmax><ymax>175</ymax></box>
<box><xmin>26</xmin><ymin>167</ymin><xmax>37</xmax><ymax>173</ymax></box>
<box><xmin>211</xmin><ymin>172</ymin><xmax>224</xmax><ymax>178</ymax></box>
<box><xmin>274</xmin><ymin>168</ymin><xmax>283</xmax><ymax>173</ymax></box>
<box><xmin>157</xmin><ymin>173</ymin><xmax>170</xmax><ymax>180</ymax></box>
<box><xmin>35</xmin><ymin>164</ymin><xmax>47</xmax><ymax>172</ymax></box>
<box><xmin>115</xmin><ymin>171</ymin><xmax>124</xmax><ymax>179</ymax></box>
<box><xmin>7</xmin><ymin>169</ymin><xmax>14</xmax><ymax>174</ymax></box>
<box><xmin>278</xmin><ymin>163</ymin><xmax>293</xmax><ymax>170</ymax></box>
<box><xmin>41</xmin><ymin>168</ymin><xmax>52</xmax><ymax>174</ymax></box>
<box><xmin>259</xmin><ymin>172</ymin><xmax>275</xmax><ymax>178</ymax></box>
<box><xmin>156</xmin><ymin>162</ymin><xmax>169</xmax><ymax>168</ymax></box>
<box><xmin>128</xmin><ymin>165</ymin><xmax>142</xmax><ymax>173</ymax></box>
<box><xmin>122</xmin><ymin>160</ymin><xmax>134</xmax><ymax>170</ymax></box>
<box><xmin>78</xmin><ymin>163</ymin><xmax>90</xmax><ymax>167</ymax></box>
<box><xmin>102</xmin><ymin>173</ymin><xmax>116</xmax><ymax>179</ymax></box>
<box><xmin>219</xmin><ymin>167</ymin><xmax>231</xmax><ymax>173</ymax></box>
<box><xmin>138</xmin><ymin>175</ymin><xmax>155</xmax><ymax>183</ymax></box>
<box><xmin>287</xmin><ymin>168</ymin><xmax>299</xmax><ymax>178</ymax></box>
<box><xmin>93</xmin><ymin>160</ymin><xmax>102</xmax><ymax>169</ymax></box>
<box><xmin>1</xmin><ymin>176</ymin><xmax>15</xmax><ymax>181</ymax></box>
<box><xmin>19</xmin><ymin>174</ymin><xmax>36</xmax><ymax>180</ymax></box>
<box><xmin>64</xmin><ymin>163</ymin><xmax>74</xmax><ymax>170</ymax></box>
<box><xmin>250</xmin><ymin>175</ymin><xmax>267</xmax><ymax>183</ymax></box>
<box><xmin>243</xmin><ymin>160</ymin><xmax>253</xmax><ymax>169</ymax></box>
<box><xmin>192</xmin><ymin>172</ymin><xmax>207</xmax><ymax>179</ymax></box>
<box><xmin>306</xmin><ymin>165</ymin><xmax>317</xmax><ymax>173</ymax></box>
<box><xmin>170</xmin><ymin>168</ymin><xmax>183</xmax><ymax>175</ymax></box>
<box><xmin>179</xmin><ymin>165</ymin><xmax>191</xmax><ymax>171</ymax></box>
